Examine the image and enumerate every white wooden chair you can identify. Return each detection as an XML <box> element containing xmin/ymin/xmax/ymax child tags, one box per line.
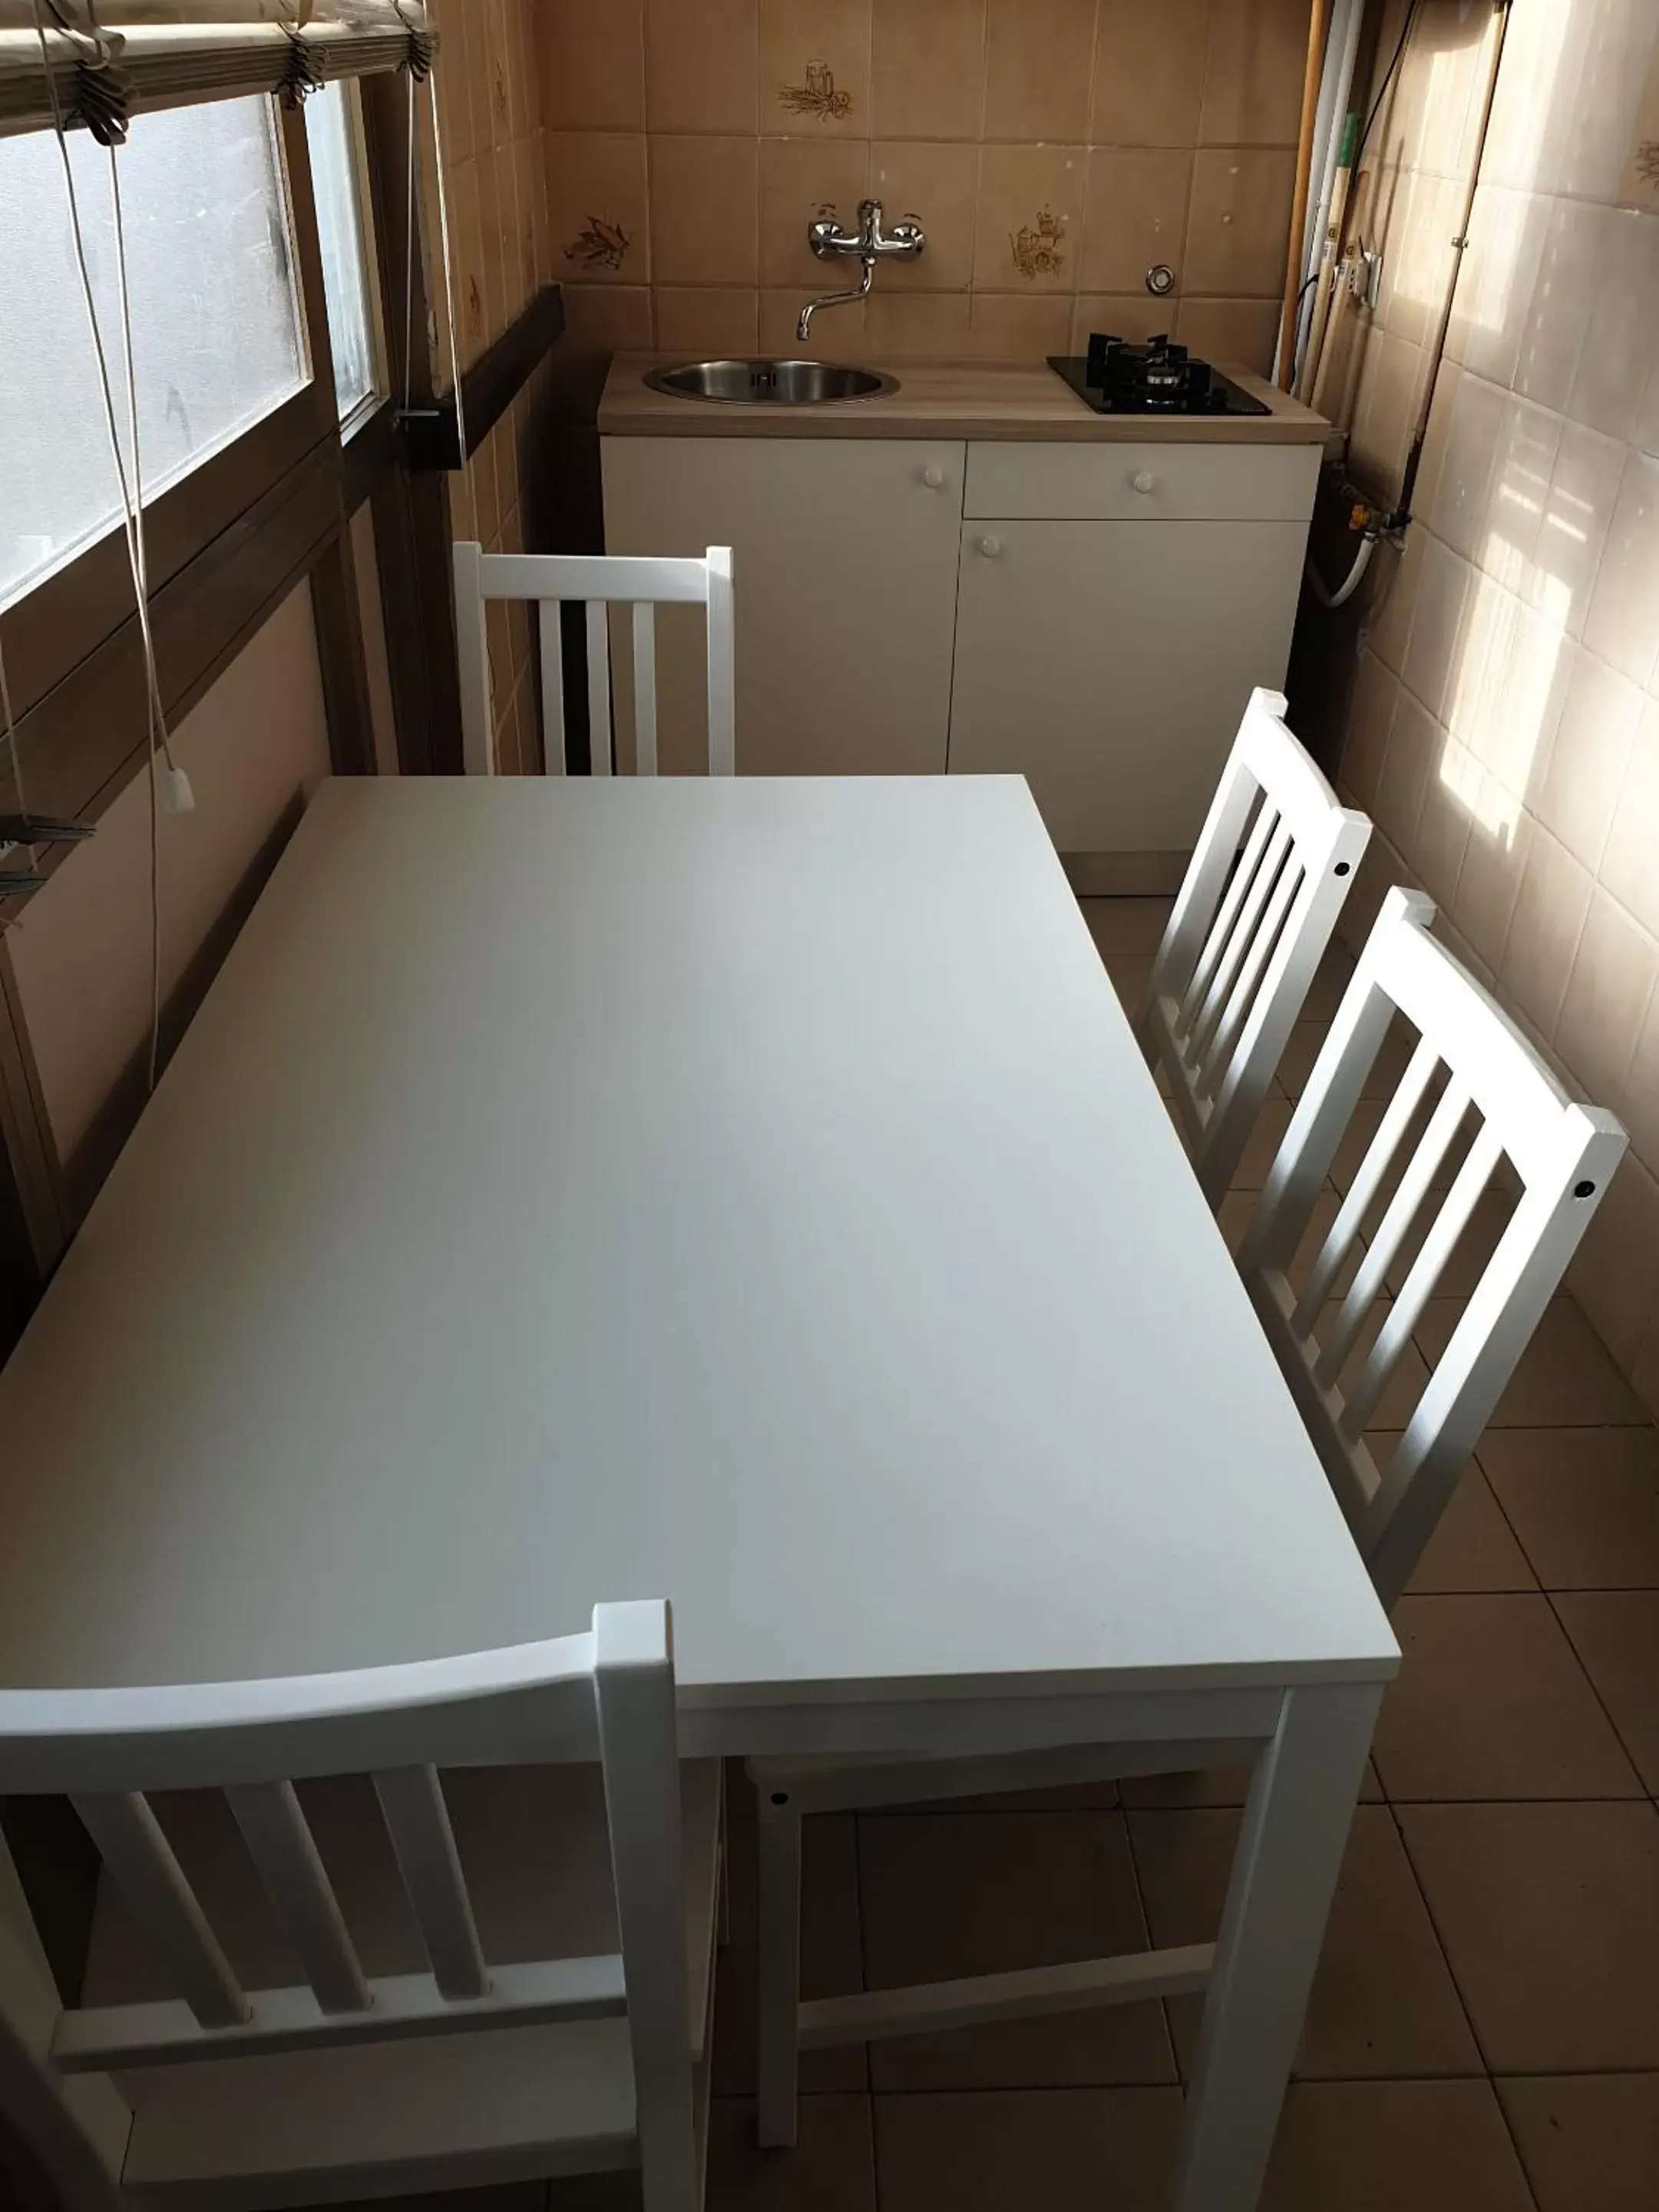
<box><xmin>747</xmin><ymin>888</ymin><xmax>1628</xmax><ymax>2151</ymax></box>
<box><xmin>1238</xmin><ymin>885</ymin><xmax>1628</xmax><ymax>1608</ymax></box>
<box><xmin>0</xmin><ymin>1602</ymin><xmax>721</xmax><ymax>2212</ymax></box>
<box><xmin>1140</xmin><ymin>686</ymin><xmax>1373</xmax><ymax>1205</ymax></box>
<box><xmin>453</xmin><ymin>542</ymin><xmax>735</xmax><ymax>779</ymax></box>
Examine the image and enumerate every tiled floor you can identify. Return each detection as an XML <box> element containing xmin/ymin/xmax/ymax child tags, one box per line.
<box><xmin>680</xmin><ymin>899</ymin><xmax>1659</xmax><ymax>2212</ymax></box>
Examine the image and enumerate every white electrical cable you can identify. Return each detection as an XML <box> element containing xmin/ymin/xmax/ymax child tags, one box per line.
<box><xmin>425</xmin><ymin>61</ymin><xmax>464</xmax><ymax>474</ymax></box>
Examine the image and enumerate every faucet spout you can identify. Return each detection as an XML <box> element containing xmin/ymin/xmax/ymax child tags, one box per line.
<box><xmin>796</xmin><ymin>256</ymin><xmax>874</xmax><ymax>343</ymax></box>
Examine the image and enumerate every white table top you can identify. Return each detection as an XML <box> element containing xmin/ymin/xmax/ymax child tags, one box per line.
<box><xmin>0</xmin><ymin>776</ymin><xmax>1395</xmax><ymax>1705</ymax></box>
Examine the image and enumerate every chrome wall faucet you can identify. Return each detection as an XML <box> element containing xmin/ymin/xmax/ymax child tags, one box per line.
<box><xmin>797</xmin><ymin>199</ymin><xmax>924</xmax><ymax>342</ymax></box>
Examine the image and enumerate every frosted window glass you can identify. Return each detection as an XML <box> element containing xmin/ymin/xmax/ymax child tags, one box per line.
<box><xmin>0</xmin><ymin>98</ymin><xmax>306</xmax><ymax>610</ymax></box>
<box><xmin>304</xmin><ymin>79</ymin><xmax>377</xmax><ymax>422</ymax></box>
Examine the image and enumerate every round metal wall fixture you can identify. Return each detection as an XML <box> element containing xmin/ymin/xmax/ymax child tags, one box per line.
<box><xmin>1145</xmin><ymin>263</ymin><xmax>1176</xmax><ymax>297</ymax></box>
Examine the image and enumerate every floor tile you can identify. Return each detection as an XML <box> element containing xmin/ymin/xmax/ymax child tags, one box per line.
<box><xmin>1318</xmin><ymin>1299</ymin><xmax>1434</xmax><ymax>1430</ymax></box>
<box><xmin>1398</xmin><ymin>1456</ymin><xmax>1538</xmax><ymax>1592</ymax></box>
<box><xmin>1261</xmin><ymin>2081</ymin><xmax>1535</xmax><ymax>2211</ymax></box>
<box><xmin>1479</xmin><ymin>1427</ymin><xmax>1659</xmax><ymax>1588</ymax></box>
<box><xmin>714</xmin><ymin>1814</ymin><xmax>866</xmax><ymax>2096</ymax></box>
<box><xmin>1129</xmin><ymin>1806</ymin><xmax>1481</xmax><ymax>2079</ymax></box>
<box><xmin>1382</xmin><ymin>1187</ymin><xmax>1516</xmax><ymax>1299</ymax></box>
<box><xmin>706</xmin><ymin>2095</ymin><xmax>877</xmax><ymax>2211</ymax></box>
<box><xmin>1330</xmin><ymin>1089</ymin><xmax>1470</xmax><ymax>1198</ymax></box>
<box><xmin>1554</xmin><ymin>1591</ymin><xmax>1659</xmax><ymax>1790</ymax></box>
<box><xmin>1227</xmin><ymin>1094</ymin><xmax>1297</xmax><ymax>1189</ymax></box>
<box><xmin>1373</xmin><ymin>1594</ymin><xmax>1643</xmax><ymax>1800</ymax></box>
<box><xmin>1414</xmin><ymin>1296</ymin><xmax>1648</xmax><ymax>1425</ymax></box>
<box><xmin>1497</xmin><ymin>2073</ymin><xmax>1659</xmax><ymax>2212</ymax></box>
<box><xmin>873</xmin><ymin>2087</ymin><xmax>1183</xmax><ymax>2212</ymax></box>
<box><xmin>1400</xmin><ymin>1801</ymin><xmax>1659</xmax><ymax>2071</ymax></box>
<box><xmin>1276</xmin><ymin>1011</ymin><xmax>1419</xmax><ymax>1103</ymax></box>
<box><xmin>1081</xmin><ymin>898</ymin><xmax>1173</xmax><ymax>1008</ymax></box>
<box><xmin>856</xmin><ymin>1810</ymin><xmax>1174</xmax><ymax>2090</ymax></box>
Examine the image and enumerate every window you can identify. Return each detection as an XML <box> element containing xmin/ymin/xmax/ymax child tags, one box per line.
<box><xmin>0</xmin><ymin>96</ymin><xmax>307</xmax><ymax>608</ymax></box>
<box><xmin>303</xmin><ymin>78</ymin><xmax>380</xmax><ymax>425</ymax></box>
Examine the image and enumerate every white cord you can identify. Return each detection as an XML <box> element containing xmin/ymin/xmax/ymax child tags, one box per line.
<box><xmin>402</xmin><ymin>62</ymin><xmax>416</xmax><ymax>418</ymax></box>
<box><xmin>426</xmin><ymin>64</ymin><xmax>466</xmax><ymax>474</ymax></box>
<box><xmin>31</xmin><ymin>2</ymin><xmax>187</xmax><ymax>1093</ymax></box>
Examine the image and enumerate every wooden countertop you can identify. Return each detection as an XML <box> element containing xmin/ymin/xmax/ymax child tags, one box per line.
<box><xmin>599</xmin><ymin>355</ymin><xmax>1331</xmax><ymax>444</ymax></box>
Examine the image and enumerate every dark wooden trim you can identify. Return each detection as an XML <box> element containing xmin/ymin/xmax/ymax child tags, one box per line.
<box><xmin>342</xmin><ymin>396</ymin><xmax>399</xmax><ymax>510</ymax></box>
<box><xmin>310</xmin><ymin>528</ymin><xmax>378</xmax><ymax>776</ymax></box>
<box><xmin>0</xmin><ymin>440</ymin><xmax>341</xmax><ymax>927</ymax></box>
<box><xmin>0</xmin><ymin>943</ymin><xmax>66</xmax><ymax>1282</ymax></box>
<box><xmin>403</xmin><ymin>284</ymin><xmax>567</xmax><ymax>472</ymax></box>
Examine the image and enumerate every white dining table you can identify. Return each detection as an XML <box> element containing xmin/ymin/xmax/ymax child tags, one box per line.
<box><xmin>0</xmin><ymin>773</ymin><xmax>1396</xmax><ymax>2210</ymax></box>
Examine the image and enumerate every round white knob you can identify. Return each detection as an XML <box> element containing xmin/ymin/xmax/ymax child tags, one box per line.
<box><xmin>1131</xmin><ymin>470</ymin><xmax>1157</xmax><ymax>495</ymax></box>
<box><xmin>978</xmin><ymin>534</ymin><xmax>1003</xmax><ymax>559</ymax></box>
<box><xmin>920</xmin><ymin>464</ymin><xmax>945</xmax><ymax>490</ymax></box>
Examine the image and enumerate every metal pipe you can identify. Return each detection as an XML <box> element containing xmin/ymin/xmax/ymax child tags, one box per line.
<box><xmin>1277</xmin><ymin>0</ymin><xmax>1336</xmax><ymax>388</ymax></box>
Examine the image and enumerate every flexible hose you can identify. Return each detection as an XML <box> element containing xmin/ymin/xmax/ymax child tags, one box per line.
<box><xmin>1304</xmin><ymin>532</ymin><xmax>1377</xmax><ymax>610</ymax></box>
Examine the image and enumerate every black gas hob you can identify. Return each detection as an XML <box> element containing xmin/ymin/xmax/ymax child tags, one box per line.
<box><xmin>1048</xmin><ymin>333</ymin><xmax>1271</xmax><ymax>418</ymax></box>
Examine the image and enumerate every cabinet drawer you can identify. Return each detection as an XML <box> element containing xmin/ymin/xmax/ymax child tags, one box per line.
<box><xmin>963</xmin><ymin>441</ymin><xmax>1320</xmax><ymax>522</ymax></box>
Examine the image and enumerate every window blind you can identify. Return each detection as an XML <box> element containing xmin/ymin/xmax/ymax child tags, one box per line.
<box><xmin>0</xmin><ymin>2</ymin><xmax>435</xmax><ymax>142</ymax></box>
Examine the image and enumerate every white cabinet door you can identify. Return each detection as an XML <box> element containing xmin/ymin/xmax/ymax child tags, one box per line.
<box><xmin>602</xmin><ymin>437</ymin><xmax>966</xmax><ymax>775</ymax></box>
<box><xmin>947</xmin><ymin>518</ymin><xmax>1309</xmax><ymax>858</ymax></box>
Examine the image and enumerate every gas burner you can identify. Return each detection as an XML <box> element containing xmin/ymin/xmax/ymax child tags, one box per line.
<box><xmin>1047</xmin><ymin>334</ymin><xmax>1272</xmax><ymax>418</ymax></box>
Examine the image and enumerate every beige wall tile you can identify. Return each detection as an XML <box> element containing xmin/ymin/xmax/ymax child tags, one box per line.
<box><xmin>1600</xmin><ymin>696</ymin><xmax>1659</xmax><ymax>942</ymax></box>
<box><xmin>1092</xmin><ymin>0</ymin><xmax>1210</xmax><ymax>147</ymax></box>
<box><xmin>760</xmin><ymin>0</ymin><xmax>873</xmax><ymax>134</ymax></box>
<box><xmin>1350</xmin><ymin>330</ymin><xmax>1426</xmax><ymax>496</ymax></box>
<box><xmin>967</xmin><ymin>293</ymin><xmax>1072</xmax><ymax>359</ymax></box>
<box><xmin>1499</xmin><ymin>825</ymin><xmax>1594</xmax><ymax>1040</ymax></box>
<box><xmin>650</xmin><ymin>134</ymin><xmax>759</xmax><ymax>283</ymax></box>
<box><xmin>558</xmin><ymin>281</ymin><xmax>655</xmax><ymax>352</ymax></box>
<box><xmin>1199</xmin><ymin>0</ymin><xmax>1312</xmax><ymax>148</ymax></box>
<box><xmin>1453</xmin><ymin>791</ymin><xmax>1532</xmax><ymax>977</ymax></box>
<box><xmin>983</xmin><ymin>0</ymin><xmax>1097</xmax><ymax>143</ymax></box>
<box><xmin>1514</xmin><ymin>197</ymin><xmax>1599</xmax><ymax>413</ymax></box>
<box><xmin>871</xmin><ymin>0</ymin><xmax>986</xmax><ymax>140</ymax></box>
<box><xmin>1623</xmin><ymin>981</ymin><xmax>1659</xmax><ymax>1172</ymax></box>
<box><xmin>863</xmin><ymin>289</ymin><xmax>970</xmax><ymax>355</ymax></box>
<box><xmin>1169</xmin><ymin>296</ymin><xmax>1279</xmax><ymax>375</ymax></box>
<box><xmin>1448</xmin><ymin>184</ymin><xmax>1548</xmax><ymax>390</ymax></box>
<box><xmin>1530</xmin><ymin>421</ymin><xmax>1629</xmax><ymax>643</ymax></box>
<box><xmin>1070</xmin><ymin>293</ymin><xmax>1181</xmax><ymax>349</ymax></box>
<box><xmin>1374</xmin><ymin>687</ymin><xmax>1439</xmax><ymax>854</ymax></box>
<box><xmin>646</xmin><ymin>0</ymin><xmax>759</xmax><ymax>135</ymax></box>
<box><xmin>869</xmin><ymin>141</ymin><xmax>978</xmax><ymax>289</ymax></box>
<box><xmin>653</xmin><ymin>286</ymin><xmax>762</xmax><ymax>352</ymax></box>
<box><xmin>1183</xmin><ymin>148</ymin><xmax>1296</xmax><ymax>295</ymax></box>
<box><xmin>536</xmin><ymin>0</ymin><xmax>644</xmax><ymax>131</ymax></box>
<box><xmin>1554</xmin><ymin>889</ymin><xmax>1658</xmax><ymax>1109</ymax></box>
<box><xmin>1079</xmin><ymin>148</ymin><xmax>1194</xmax><ymax>296</ymax></box>
<box><xmin>973</xmin><ymin>144</ymin><xmax>1087</xmax><ymax>291</ymax></box>
<box><xmin>1533</xmin><ymin>646</ymin><xmax>1644</xmax><ymax>872</ymax></box>
<box><xmin>431</xmin><ymin>0</ymin><xmax>477</xmax><ymax>164</ymax></box>
<box><xmin>760</xmin><ymin>136</ymin><xmax>871</xmax><ymax>284</ymax></box>
<box><xmin>1564</xmin><ymin>207</ymin><xmax>1659</xmax><ymax>445</ymax></box>
<box><xmin>1415</xmin><ymin>736</ymin><xmax>1479</xmax><ymax>909</ymax></box>
<box><xmin>1584</xmin><ymin>448</ymin><xmax>1659</xmax><ymax>689</ymax></box>
<box><xmin>1402</xmin><ymin>533</ymin><xmax>1474</xmax><ymax>726</ymax></box>
<box><xmin>546</xmin><ymin>131</ymin><xmax>649</xmax><ymax>287</ymax></box>
<box><xmin>1340</xmin><ymin>651</ymin><xmax>1400</xmax><ymax>812</ymax></box>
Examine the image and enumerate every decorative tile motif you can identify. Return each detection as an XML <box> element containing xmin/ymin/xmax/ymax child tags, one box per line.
<box><xmin>778</xmin><ymin>58</ymin><xmax>854</xmax><ymax>121</ymax></box>
<box><xmin>1010</xmin><ymin>205</ymin><xmax>1066</xmax><ymax>281</ymax></box>
<box><xmin>562</xmin><ymin>215</ymin><xmax>632</xmax><ymax>273</ymax></box>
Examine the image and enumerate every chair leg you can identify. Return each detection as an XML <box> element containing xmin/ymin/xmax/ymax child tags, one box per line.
<box><xmin>754</xmin><ymin>1784</ymin><xmax>803</xmax><ymax>2150</ymax></box>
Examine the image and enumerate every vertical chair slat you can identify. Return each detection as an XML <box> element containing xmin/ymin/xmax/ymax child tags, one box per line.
<box><xmin>633</xmin><ymin>602</ymin><xmax>659</xmax><ymax>775</ymax></box>
<box><xmin>1179</xmin><ymin>796</ymin><xmax>1277</xmax><ymax>1031</ymax></box>
<box><xmin>227</xmin><ymin>1781</ymin><xmax>370</xmax><ymax>2017</ymax></box>
<box><xmin>1342</xmin><ymin>1120</ymin><xmax>1505</xmax><ymax>1439</ymax></box>
<box><xmin>73</xmin><ymin>1793</ymin><xmax>248</xmax><ymax>2030</ymax></box>
<box><xmin>1199</xmin><ymin>855</ymin><xmax>1304</xmax><ymax>1096</ymax></box>
<box><xmin>1317</xmin><ymin>1071</ymin><xmax>1472</xmax><ymax>1387</ymax></box>
<box><xmin>1190</xmin><ymin>817</ymin><xmax>1294</xmax><ymax>1063</ymax></box>
<box><xmin>538</xmin><ymin>600</ymin><xmax>567</xmax><ymax>775</ymax></box>
<box><xmin>586</xmin><ymin>602</ymin><xmax>613</xmax><ymax>777</ymax></box>
<box><xmin>373</xmin><ymin>1766</ymin><xmax>489</xmax><ymax>2001</ymax></box>
<box><xmin>706</xmin><ymin>545</ymin><xmax>736</xmax><ymax>776</ymax></box>
<box><xmin>1294</xmin><ymin>1033</ymin><xmax>1441</xmax><ymax>1336</ymax></box>
<box><xmin>452</xmin><ymin>542</ymin><xmax>495</xmax><ymax>777</ymax></box>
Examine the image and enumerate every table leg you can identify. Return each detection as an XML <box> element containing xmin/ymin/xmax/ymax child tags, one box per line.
<box><xmin>1171</xmin><ymin>1679</ymin><xmax>1383</xmax><ymax>2211</ymax></box>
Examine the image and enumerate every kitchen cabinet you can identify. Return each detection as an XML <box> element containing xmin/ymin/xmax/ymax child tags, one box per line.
<box><xmin>601</xmin><ymin>437</ymin><xmax>965</xmax><ymax>777</ymax></box>
<box><xmin>601</xmin><ymin>403</ymin><xmax>1320</xmax><ymax>883</ymax></box>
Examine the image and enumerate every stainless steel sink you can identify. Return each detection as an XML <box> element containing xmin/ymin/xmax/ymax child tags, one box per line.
<box><xmin>643</xmin><ymin>359</ymin><xmax>898</xmax><ymax>405</ymax></box>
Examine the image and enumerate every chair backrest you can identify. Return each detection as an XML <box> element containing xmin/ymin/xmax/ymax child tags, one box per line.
<box><xmin>1239</xmin><ymin>888</ymin><xmax>1628</xmax><ymax>1609</ymax></box>
<box><xmin>0</xmin><ymin>1602</ymin><xmax>694</xmax><ymax>2208</ymax></box>
<box><xmin>1142</xmin><ymin>687</ymin><xmax>1373</xmax><ymax>1205</ymax></box>
<box><xmin>454</xmin><ymin>543</ymin><xmax>735</xmax><ymax>779</ymax></box>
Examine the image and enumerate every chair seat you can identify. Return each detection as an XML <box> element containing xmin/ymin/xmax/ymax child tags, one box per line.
<box><xmin>75</xmin><ymin>1761</ymin><xmax>723</xmax><ymax>2207</ymax></box>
